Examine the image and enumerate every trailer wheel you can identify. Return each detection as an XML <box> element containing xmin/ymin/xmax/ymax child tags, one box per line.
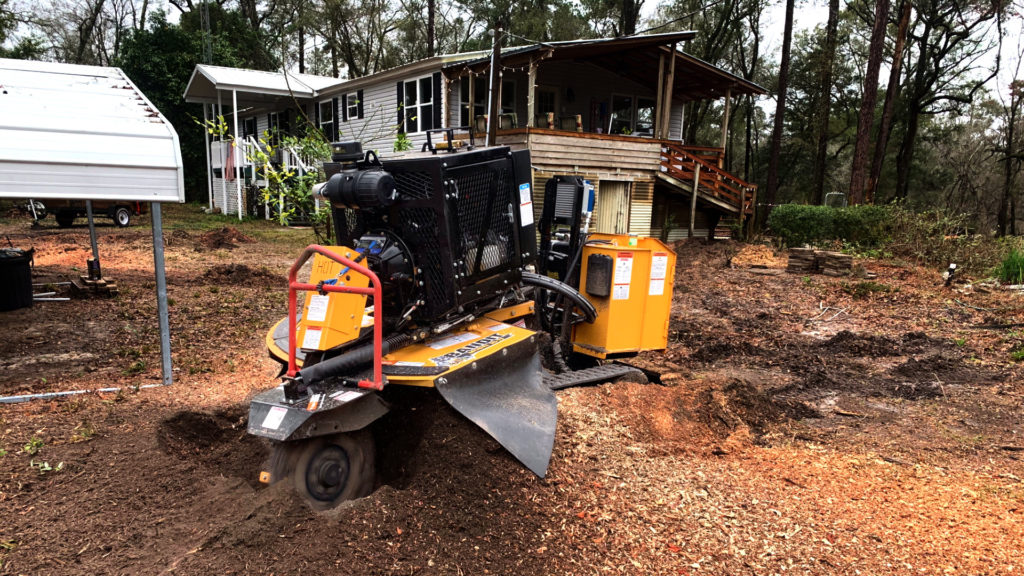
<box><xmin>292</xmin><ymin>430</ymin><xmax>375</xmax><ymax>510</ymax></box>
<box><xmin>56</xmin><ymin>211</ymin><xmax>74</xmax><ymax>228</ymax></box>
<box><xmin>114</xmin><ymin>206</ymin><xmax>132</xmax><ymax>227</ymax></box>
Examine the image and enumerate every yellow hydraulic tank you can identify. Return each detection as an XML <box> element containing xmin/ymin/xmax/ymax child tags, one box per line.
<box><xmin>571</xmin><ymin>234</ymin><xmax>676</xmax><ymax>358</ymax></box>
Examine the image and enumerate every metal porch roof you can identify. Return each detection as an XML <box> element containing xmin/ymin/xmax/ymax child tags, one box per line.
<box><xmin>183</xmin><ymin>64</ymin><xmax>341</xmax><ymax>104</ymax></box>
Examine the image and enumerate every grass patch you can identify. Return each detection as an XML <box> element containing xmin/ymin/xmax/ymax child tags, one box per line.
<box><xmin>842</xmin><ymin>281</ymin><xmax>894</xmax><ymax>300</ymax></box>
<box><xmin>1011</xmin><ymin>346</ymin><xmax>1024</xmax><ymax>362</ymax></box>
<box><xmin>995</xmin><ymin>248</ymin><xmax>1024</xmax><ymax>285</ymax></box>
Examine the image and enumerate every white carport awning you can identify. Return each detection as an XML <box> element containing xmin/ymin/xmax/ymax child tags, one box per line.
<box><xmin>0</xmin><ymin>58</ymin><xmax>184</xmax><ymax>203</ymax></box>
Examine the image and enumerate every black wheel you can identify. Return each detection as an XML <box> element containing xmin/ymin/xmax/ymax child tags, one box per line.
<box><xmin>56</xmin><ymin>211</ymin><xmax>74</xmax><ymax>228</ymax></box>
<box><xmin>114</xmin><ymin>207</ymin><xmax>131</xmax><ymax>227</ymax></box>
<box><xmin>292</xmin><ymin>431</ymin><xmax>375</xmax><ymax>510</ymax></box>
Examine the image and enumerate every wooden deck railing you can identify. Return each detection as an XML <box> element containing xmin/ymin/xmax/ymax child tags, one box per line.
<box><xmin>660</xmin><ymin>142</ymin><xmax>757</xmax><ymax>215</ymax></box>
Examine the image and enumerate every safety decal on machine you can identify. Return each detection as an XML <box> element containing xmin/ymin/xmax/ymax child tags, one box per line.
<box><xmin>305</xmin><ymin>294</ymin><xmax>330</xmax><ymax>322</ymax></box>
<box><xmin>329</xmin><ymin>390</ymin><xmax>363</xmax><ymax>403</ymax></box>
<box><xmin>301</xmin><ymin>326</ymin><xmax>322</xmax><ymax>349</ymax></box>
<box><xmin>426</xmin><ymin>332</ymin><xmax>479</xmax><ymax>350</ymax></box>
<box><xmin>261</xmin><ymin>406</ymin><xmax>288</xmax><ymax>430</ymax></box>
<box><xmin>613</xmin><ymin>252</ymin><xmax>634</xmax><ymax>300</ymax></box>
<box><xmin>518</xmin><ymin>183</ymin><xmax>534</xmax><ymax>226</ymax></box>
<box><xmin>649</xmin><ymin>252</ymin><xmax>669</xmax><ymax>296</ymax></box>
<box><xmin>430</xmin><ymin>333</ymin><xmax>512</xmax><ymax>367</ymax></box>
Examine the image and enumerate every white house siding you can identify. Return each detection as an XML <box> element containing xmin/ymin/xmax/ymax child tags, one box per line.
<box><xmin>336</xmin><ymin>73</ymin><xmax>451</xmax><ymax>158</ymax></box>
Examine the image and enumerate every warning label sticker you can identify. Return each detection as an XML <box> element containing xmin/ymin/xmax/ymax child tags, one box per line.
<box><xmin>649</xmin><ymin>252</ymin><xmax>669</xmax><ymax>296</ymax></box>
<box><xmin>306</xmin><ymin>294</ymin><xmax>330</xmax><ymax>322</ymax></box>
<box><xmin>519</xmin><ymin>183</ymin><xmax>534</xmax><ymax>226</ymax></box>
<box><xmin>427</xmin><ymin>332</ymin><xmax>479</xmax><ymax>350</ymax></box>
<box><xmin>613</xmin><ymin>252</ymin><xmax>633</xmax><ymax>300</ymax></box>
<box><xmin>301</xmin><ymin>326</ymin><xmax>322</xmax><ymax>349</ymax></box>
<box><xmin>261</xmin><ymin>406</ymin><xmax>288</xmax><ymax>430</ymax></box>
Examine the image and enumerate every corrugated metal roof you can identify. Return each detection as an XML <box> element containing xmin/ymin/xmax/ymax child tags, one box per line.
<box><xmin>0</xmin><ymin>58</ymin><xmax>184</xmax><ymax>202</ymax></box>
<box><xmin>183</xmin><ymin>64</ymin><xmax>342</xmax><ymax>103</ymax></box>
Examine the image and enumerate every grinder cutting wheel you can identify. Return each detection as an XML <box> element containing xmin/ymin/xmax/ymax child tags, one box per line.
<box><xmin>248</xmin><ymin>140</ymin><xmax>675</xmax><ymax>509</ymax></box>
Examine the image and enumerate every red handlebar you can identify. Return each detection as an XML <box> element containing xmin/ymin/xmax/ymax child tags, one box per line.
<box><xmin>286</xmin><ymin>244</ymin><xmax>386</xmax><ymax>391</ymax></box>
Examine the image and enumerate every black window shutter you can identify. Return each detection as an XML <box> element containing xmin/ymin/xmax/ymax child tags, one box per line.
<box><xmin>315</xmin><ymin>101</ymin><xmax>321</xmax><ymax>126</ymax></box>
<box><xmin>332</xmin><ymin>97</ymin><xmax>340</xmax><ymax>140</ymax></box>
<box><xmin>266</xmin><ymin>114</ymin><xmax>272</xmax><ymax>137</ymax></box>
<box><xmin>396</xmin><ymin>82</ymin><xmax>405</xmax><ymax>134</ymax></box>
<box><xmin>340</xmin><ymin>93</ymin><xmax>348</xmax><ymax>122</ymax></box>
<box><xmin>357</xmin><ymin>89</ymin><xmax>364</xmax><ymax>119</ymax></box>
<box><xmin>432</xmin><ymin>72</ymin><xmax>442</xmax><ymax>129</ymax></box>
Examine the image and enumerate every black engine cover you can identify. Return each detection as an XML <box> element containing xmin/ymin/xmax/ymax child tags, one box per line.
<box><xmin>330</xmin><ymin>146</ymin><xmax>536</xmax><ymax>325</ymax></box>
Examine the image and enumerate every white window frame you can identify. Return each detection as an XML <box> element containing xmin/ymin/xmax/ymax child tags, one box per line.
<box><xmin>319</xmin><ymin>100</ymin><xmax>335</xmax><ymax>140</ymax></box>
<box><xmin>346</xmin><ymin>93</ymin><xmax>360</xmax><ymax>120</ymax></box>
<box><xmin>403</xmin><ymin>75</ymin><xmax>435</xmax><ymax>134</ymax></box>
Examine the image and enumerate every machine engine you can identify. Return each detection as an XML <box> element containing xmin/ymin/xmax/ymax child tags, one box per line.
<box><xmin>319</xmin><ymin>142</ymin><xmax>536</xmax><ymax>332</ymax></box>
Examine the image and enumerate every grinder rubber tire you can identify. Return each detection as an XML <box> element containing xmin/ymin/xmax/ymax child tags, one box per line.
<box><xmin>291</xmin><ymin>430</ymin><xmax>375</xmax><ymax>510</ymax></box>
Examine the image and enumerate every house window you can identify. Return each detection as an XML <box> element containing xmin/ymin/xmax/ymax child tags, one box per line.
<box><xmin>459</xmin><ymin>76</ymin><xmax>488</xmax><ymax>127</ymax></box>
<box><xmin>404</xmin><ymin>76</ymin><xmax>435</xmax><ymax>133</ymax></box>
<box><xmin>500</xmin><ymin>80</ymin><xmax>516</xmax><ymax>115</ymax></box>
<box><xmin>636</xmin><ymin>98</ymin><xmax>656</xmax><ymax>135</ymax></box>
<box><xmin>459</xmin><ymin>78</ymin><xmax>516</xmax><ymax>127</ymax></box>
<box><xmin>319</xmin><ymin>100</ymin><xmax>335</xmax><ymax>141</ymax></box>
<box><xmin>346</xmin><ymin>93</ymin><xmax>360</xmax><ymax>120</ymax></box>
<box><xmin>267</xmin><ymin>112</ymin><xmax>280</xmax><ymax>143</ymax></box>
<box><xmin>610</xmin><ymin>94</ymin><xmax>634</xmax><ymax>134</ymax></box>
<box><xmin>242</xmin><ymin>117</ymin><xmax>257</xmax><ymax>141</ymax></box>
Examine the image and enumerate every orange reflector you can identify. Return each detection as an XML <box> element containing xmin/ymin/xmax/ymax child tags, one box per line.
<box><xmin>259</xmin><ymin>471</ymin><xmax>272</xmax><ymax>484</ymax></box>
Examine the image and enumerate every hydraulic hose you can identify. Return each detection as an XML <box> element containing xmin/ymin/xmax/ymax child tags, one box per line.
<box><xmin>298</xmin><ymin>333</ymin><xmax>411</xmax><ymax>386</ymax></box>
<box><xmin>521</xmin><ymin>272</ymin><xmax>597</xmax><ymax>324</ymax></box>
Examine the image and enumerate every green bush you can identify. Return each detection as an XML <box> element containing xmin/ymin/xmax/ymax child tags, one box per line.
<box><xmin>767</xmin><ymin>204</ymin><xmax>893</xmax><ymax>248</ymax></box>
<box><xmin>995</xmin><ymin>248</ymin><xmax>1024</xmax><ymax>285</ymax></box>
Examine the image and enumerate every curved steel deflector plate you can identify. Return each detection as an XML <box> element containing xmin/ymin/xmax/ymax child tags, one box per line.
<box><xmin>434</xmin><ymin>338</ymin><xmax>557</xmax><ymax>478</ymax></box>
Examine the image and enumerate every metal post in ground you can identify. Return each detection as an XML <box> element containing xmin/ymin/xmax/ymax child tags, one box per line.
<box><xmin>85</xmin><ymin>199</ymin><xmax>101</xmax><ymax>277</ymax></box>
<box><xmin>151</xmin><ymin>202</ymin><xmax>173</xmax><ymax>385</ymax></box>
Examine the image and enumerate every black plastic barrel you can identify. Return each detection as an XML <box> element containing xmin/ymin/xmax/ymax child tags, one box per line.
<box><xmin>0</xmin><ymin>248</ymin><xmax>34</xmax><ymax>311</ymax></box>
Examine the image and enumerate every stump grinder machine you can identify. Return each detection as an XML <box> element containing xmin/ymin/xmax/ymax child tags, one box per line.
<box><xmin>249</xmin><ymin>138</ymin><xmax>676</xmax><ymax>509</ymax></box>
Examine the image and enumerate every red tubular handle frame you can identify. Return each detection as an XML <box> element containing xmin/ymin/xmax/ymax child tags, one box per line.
<box><xmin>286</xmin><ymin>244</ymin><xmax>386</xmax><ymax>391</ymax></box>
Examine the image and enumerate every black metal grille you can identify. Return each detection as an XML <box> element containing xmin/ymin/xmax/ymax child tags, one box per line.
<box><xmin>392</xmin><ymin>170</ymin><xmax>434</xmax><ymax>200</ymax></box>
<box><xmin>451</xmin><ymin>165</ymin><xmax>514</xmax><ymax>276</ymax></box>
<box><xmin>397</xmin><ymin>207</ymin><xmax>451</xmax><ymax>315</ymax></box>
<box><xmin>335</xmin><ymin>208</ymin><xmax>373</xmax><ymax>245</ymax></box>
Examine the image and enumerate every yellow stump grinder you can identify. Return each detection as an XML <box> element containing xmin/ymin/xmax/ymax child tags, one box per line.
<box><xmin>249</xmin><ymin>138</ymin><xmax>676</xmax><ymax>509</ymax></box>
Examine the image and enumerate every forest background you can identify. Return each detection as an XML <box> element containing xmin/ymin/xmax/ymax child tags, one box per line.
<box><xmin>1</xmin><ymin>0</ymin><xmax>1021</xmax><ymax>236</ymax></box>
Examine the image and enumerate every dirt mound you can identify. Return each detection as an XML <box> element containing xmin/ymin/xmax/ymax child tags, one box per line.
<box><xmin>157</xmin><ymin>406</ymin><xmax>266</xmax><ymax>485</ymax></box>
<box><xmin>819</xmin><ymin>330</ymin><xmax>945</xmax><ymax>357</ymax></box>
<box><xmin>165</xmin><ymin>229</ymin><xmax>192</xmax><ymax>247</ymax></box>
<box><xmin>729</xmin><ymin>243</ymin><xmax>783</xmax><ymax>268</ymax></box>
<box><xmin>202</xmin><ymin>263</ymin><xmax>278</xmax><ymax>285</ymax></box>
<box><xmin>690</xmin><ymin>340</ymin><xmax>763</xmax><ymax>363</ymax></box>
<box><xmin>699</xmin><ymin>379</ymin><xmax>820</xmax><ymax>439</ymax></box>
<box><xmin>197</xmin><ymin>226</ymin><xmax>253</xmax><ymax>250</ymax></box>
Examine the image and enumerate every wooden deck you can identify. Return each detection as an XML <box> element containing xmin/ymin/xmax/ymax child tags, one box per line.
<box><xmin>491</xmin><ymin>128</ymin><xmax>755</xmax><ymax>218</ymax></box>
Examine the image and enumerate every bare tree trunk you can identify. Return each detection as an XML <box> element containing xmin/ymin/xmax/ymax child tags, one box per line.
<box><xmin>811</xmin><ymin>0</ymin><xmax>840</xmax><ymax>205</ymax></box>
<box><xmin>849</xmin><ymin>0</ymin><xmax>891</xmax><ymax>205</ymax></box>
<box><xmin>74</xmin><ymin>0</ymin><xmax>106</xmax><ymax>64</ymax></box>
<box><xmin>764</xmin><ymin>0</ymin><xmax>794</xmax><ymax>220</ymax></box>
<box><xmin>867</xmin><ymin>0</ymin><xmax>911</xmax><ymax>204</ymax></box>
<box><xmin>427</xmin><ymin>0</ymin><xmax>435</xmax><ymax>57</ymax></box>
<box><xmin>999</xmin><ymin>84</ymin><xmax>1021</xmax><ymax>236</ymax></box>
<box><xmin>298</xmin><ymin>26</ymin><xmax>305</xmax><ymax>73</ymax></box>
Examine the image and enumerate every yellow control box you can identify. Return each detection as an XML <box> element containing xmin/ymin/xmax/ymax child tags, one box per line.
<box><xmin>571</xmin><ymin>234</ymin><xmax>676</xmax><ymax>358</ymax></box>
<box><xmin>297</xmin><ymin>246</ymin><xmax>370</xmax><ymax>352</ymax></box>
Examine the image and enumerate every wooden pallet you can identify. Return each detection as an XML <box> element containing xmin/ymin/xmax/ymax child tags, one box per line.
<box><xmin>71</xmin><ymin>275</ymin><xmax>119</xmax><ymax>296</ymax></box>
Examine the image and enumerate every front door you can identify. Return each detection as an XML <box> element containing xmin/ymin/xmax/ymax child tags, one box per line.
<box><xmin>597</xmin><ymin>181</ymin><xmax>630</xmax><ymax>234</ymax></box>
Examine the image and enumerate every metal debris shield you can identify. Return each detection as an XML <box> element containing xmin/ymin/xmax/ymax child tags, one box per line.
<box><xmin>434</xmin><ymin>338</ymin><xmax>557</xmax><ymax>478</ymax></box>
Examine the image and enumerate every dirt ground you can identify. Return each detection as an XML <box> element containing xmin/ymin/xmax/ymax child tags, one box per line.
<box><xmin>1</xmin><ymin>204</ymin><xmax>1023</xmax><ymax>575</ymax></box>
